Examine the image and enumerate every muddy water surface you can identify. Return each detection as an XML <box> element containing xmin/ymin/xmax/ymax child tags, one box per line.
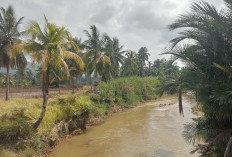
<box><xmin>50</xmin><ymin>95</ymin><xmax>197</xmax><ymax>157</ymax></box>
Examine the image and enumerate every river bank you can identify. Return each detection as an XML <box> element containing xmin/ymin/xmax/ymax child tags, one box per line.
<box><xmin>0</xmin><ymin>77</ymin><xmax>161</xmax><ymax>157</ymax></box>
<box><xmin>49</xmin><ymin>94</ymin><xmax>197</xmax><ymax>157</ymax></box>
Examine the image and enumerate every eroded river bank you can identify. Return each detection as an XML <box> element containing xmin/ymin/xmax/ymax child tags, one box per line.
<box><xmin>49</xmin><ymin>95</ymin><xmax>197</xmax><ymax>157</ymax></box>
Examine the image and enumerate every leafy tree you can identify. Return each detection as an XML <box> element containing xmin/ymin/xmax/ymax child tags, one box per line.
<box><xmin>0</xmin><ymin>5</ymin><xmax>27</xmax><ymax>100</ymax></box>
<box><xmin>25</xmin><ymin>16</ymin><xmax>84</xmax><ymax>129</ymax></box>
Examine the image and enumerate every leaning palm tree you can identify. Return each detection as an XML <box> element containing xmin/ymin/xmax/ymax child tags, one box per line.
<box><xmin>25</xmin><ymin>16</ymin><xmax>84</xmax><ymax>129</ymax></box>
<box><xmin>83</xmin><ymin>25</ymin><xmax>111</xmax><ymax>87</ymax></box>
<box><xmin>0</xmin><ymin>5</ymin><xmax>27</xmax><ymax>100</ymax></box>
<box><xmin>103</xmin><ymin>35</ymin><xmax>125</xmax><ymax>78</ymax></box>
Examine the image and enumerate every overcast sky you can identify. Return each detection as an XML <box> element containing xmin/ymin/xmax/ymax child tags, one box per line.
<box><xmin>0</xmin><ymin>0</ymin><xmax>225</xmax><ymax>61</ymax></box>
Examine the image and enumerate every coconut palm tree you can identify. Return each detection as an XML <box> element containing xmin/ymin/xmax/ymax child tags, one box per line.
<box><xmin>103</xmin><ymin>35</ymin><xmax>125</xmax><ymax>78</ymax></box>
<box><xmin>67</xmin><ymin>37</ymin><xmax>85</xmax><ymax>91</ymax></box>
<box><xmin>121</xmin><ymin>51</ymin><xmax>138</xmax><ymax>76</ymax></box>
<box><xmin>25</xmin><ymin>16</ymin><xmax>84</xmax><ymax>129</ymax></box>
<box><xmin>83</xmin><ymin>25</ymin><xmax>111</xmax><ymax>87</ymax></box>
<box><xmin>137</xmin><ymin>47</ymin><xmax>149</xmax><ymax>76</ymax></box>
<box><xmin>0</xmin><ymin>5</ymin><xmax>27</xmax><ymax>100</ymax></box>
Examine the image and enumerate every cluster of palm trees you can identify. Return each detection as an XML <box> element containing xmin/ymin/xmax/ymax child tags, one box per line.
<box><xmin>166</xmin><ymin>0</ymin><xmax>232</xmax><ymax>156</ymax></box>
<box><xmin>0</xmin><ymin>5</ymin><xmax>155</xmax><ymax>129</ymax></box>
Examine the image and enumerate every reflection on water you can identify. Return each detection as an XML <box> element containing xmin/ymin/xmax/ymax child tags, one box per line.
<box><xmin>50</xmin><ymin>95</ymin><xmax>197</xmax><ymax>157</ymax></box>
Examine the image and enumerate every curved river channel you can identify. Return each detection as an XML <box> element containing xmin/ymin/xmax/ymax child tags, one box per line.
<box><xmin>50</xmin><ymin>95</ymin><xmax>197</xmax><ymax>157</ymax></box>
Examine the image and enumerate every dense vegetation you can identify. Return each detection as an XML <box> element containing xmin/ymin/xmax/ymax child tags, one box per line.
<box><xmin>0</xmin><ymin>77</ymin><xmax>160</xmax><ymax>157</ymax></box>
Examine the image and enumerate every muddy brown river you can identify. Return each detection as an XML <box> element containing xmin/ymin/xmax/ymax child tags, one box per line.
<box><xmin>50</xmin><ymin>95</ymin><xmax>197</xmax><ymax>157</ymax></box>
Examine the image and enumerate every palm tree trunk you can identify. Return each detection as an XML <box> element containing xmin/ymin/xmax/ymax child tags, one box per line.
<box><xmin>5</xmin><ymin>63</ymin><xmax>10</xmax><ymax>101</ymax></box>
<box><xmin>93</xmin><ymin>68</ymin><xmax>97</xmax><ymax>87</ymax></box>
<box><xmin>178</xmin><ymin>85</ymin><xmax>184</xmax><ymax>117</ymax></box>
<box><xmin>33</xmin><ymin>68</ymin><xmax>50</xmax><ymax>129</ymax></box>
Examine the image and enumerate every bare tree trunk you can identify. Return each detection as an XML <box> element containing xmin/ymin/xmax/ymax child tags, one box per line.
<box><xmin>5</xmin><ymin>63</ymin><xmax>10</xmax><ymax>101</ymax></box>
<box><xmin>225</xmin><ymin>137</ymin><xmax>232</xmax><ymax>157</ymax></box>
<box><xmin>33</xmin><ymin>68</ymin><xmax>50</xmax><ymax>129</ymax></box>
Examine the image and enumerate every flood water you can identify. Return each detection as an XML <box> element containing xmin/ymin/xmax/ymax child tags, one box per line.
<box><xmin>50</xmin><ymin>95</ymin><xmax>197</xmax><ymax>157</ymax></box>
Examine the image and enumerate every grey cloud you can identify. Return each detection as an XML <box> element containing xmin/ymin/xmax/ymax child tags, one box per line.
<box><xmin>0</xmin><ymin>0</ymin><xmax>225</xmax><ymax>60</ymax></box>
<box><xmin>90</xmin><ymin>5</ymin><xmax>117</xmax><ymax>25</ymax></box>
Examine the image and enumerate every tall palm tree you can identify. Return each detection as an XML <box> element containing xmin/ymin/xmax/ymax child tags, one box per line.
<box><xmin>83</xmin><ymin>25</ymin><xmax>111</xmax><ymax>87</ymax></box>
<box><xmin>25</xmin><ymin>16</ymin><xmax>84</xmax><ymax>129</ymax></box>
<box><xmin>67</xmin><ymin>37</ymin><xmax>85</xmax><ymax>91</ymax></box>
<box><xmin>137</xmin><ymin>47</ymin><xmax>149</xmax><ymax>76</ymax></box>
<box><xmin>0</xmin><ymin>5</ymin><xmax>27</xmax><ymax>100</ymax></box>
<box><xmin>104</xmin><ymin>35</ymin><xmax>125</xmax><ymax>78</ymax></box>
<box><xmin>121</xmin><ymin>51</ymin><xmax>138</xmax><ymax>76</ymax></box>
